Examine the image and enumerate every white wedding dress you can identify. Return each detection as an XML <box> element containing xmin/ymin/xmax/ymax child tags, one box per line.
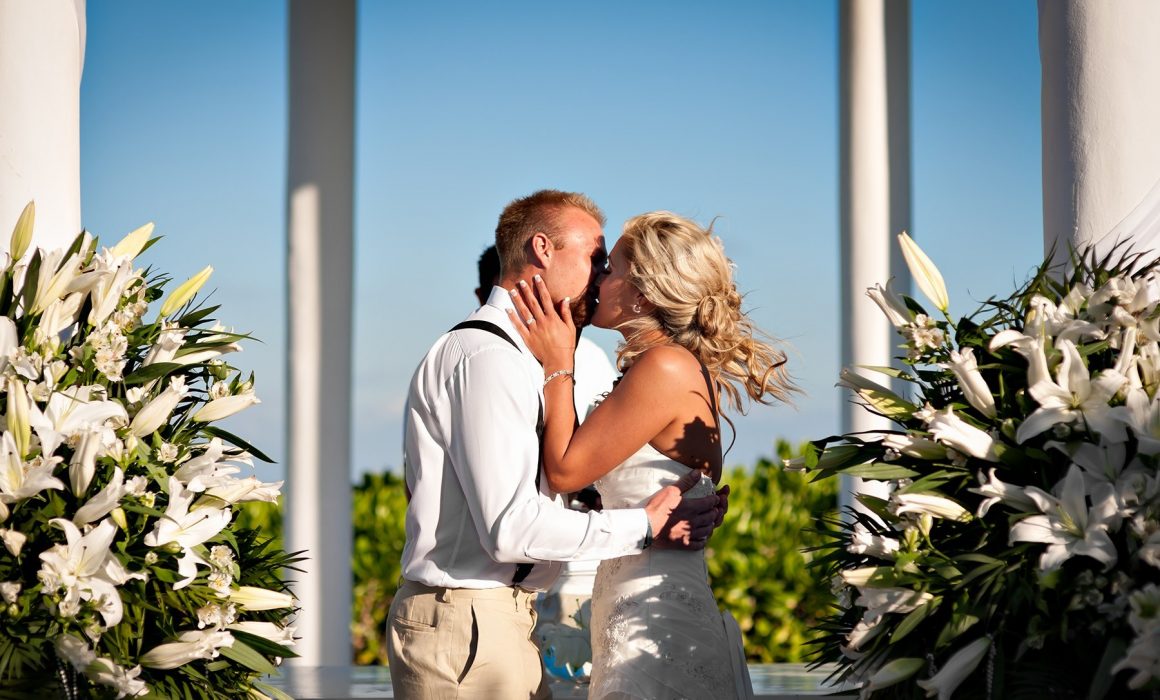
<box><xmin>588</xmin><ymin>442</ymin><xmax>755</xmax><ymax>699</ymax></box>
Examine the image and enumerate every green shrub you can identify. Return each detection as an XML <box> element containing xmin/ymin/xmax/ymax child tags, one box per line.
<box><xmin>707</xmin><ymin>439</ymin><xmax>839</xmax><ymax>662</ymax></box>
<box><xmin>244</xmin><ymin>441</ymin><xmax>838</xmax><ymax>664</ymax></box>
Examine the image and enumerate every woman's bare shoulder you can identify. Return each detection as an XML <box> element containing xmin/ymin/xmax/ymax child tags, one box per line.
<box><xmin>627</xmin><ymin>345</ymin><xmax>704</xmax><ymax>385</ymax></box>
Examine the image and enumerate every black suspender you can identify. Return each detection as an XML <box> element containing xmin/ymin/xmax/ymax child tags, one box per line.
<box><xmin>449</xmin><ymin>320</ymin><xmax>542</xmax><ymax>585</ymax></box>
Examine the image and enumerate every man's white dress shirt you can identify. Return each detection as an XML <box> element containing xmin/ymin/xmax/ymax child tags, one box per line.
<box><xmin>400</xmin><ymin>286</ymin><xmax>648</xmax><ymax>590</ymax></box>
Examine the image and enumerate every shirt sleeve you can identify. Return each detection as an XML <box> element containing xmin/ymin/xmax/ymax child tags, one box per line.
<box><xmin>446</xmin><ymin>344</ymin><xmax>648</xmax><ymax>563</ymax></box>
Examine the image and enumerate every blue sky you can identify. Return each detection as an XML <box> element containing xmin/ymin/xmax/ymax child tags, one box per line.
<box><xmin>79</xmin><ymin>1</ymin><xmax>1042</xmax><ymax>485</ymax></box>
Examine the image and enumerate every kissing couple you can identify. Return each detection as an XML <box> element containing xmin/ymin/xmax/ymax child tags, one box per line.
<box><xmin>388</xmin><ymin>190</ymin><xmax>796</xmax><ymax>699</ymax></box>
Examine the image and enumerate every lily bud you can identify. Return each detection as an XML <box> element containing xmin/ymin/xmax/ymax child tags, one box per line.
<box><xmin>926</xmin><ymin>407</ymin><xmax>1000</xmax><ymax>462</ymax></box>
<box><xmin>141</xmin><ymin>630</ymin><xmax>234</xmax><ymax>670</ymax></box>
<box><xmin>6</xmin><ymin>379</ymin><xmax>30</xmax><ymax>458</ymax></box>
<box><xmin>9</xmin><ymin>201</ymin><xmax>34</xmax><ymax>262</ymax></box>
<box><xmin>110</xmin><ymin>507</ymin><xmax>128</xmax><ymax>531</ymax></box>
<box><xmin>227</xmin><ymin>585</ymin><xmax>296</xmax><ymax>611</ymax></box>
<box><xmin>942</xmin><ymin>348</ymin><xmax>997</xmax><ymax>418</ymax></box>
<box><xmin>129</xmin><ymin>376</ymin><xmax>188</xmax><ymax>437</ymax></box>
<box><xmin>109</xmin><ymin>222</ymin><xmax>154</xmax><ymax>260</ymax></box>
<box><xmin>916</xmin><ymin>637</ymin><xmax>991</xmax><ymax>699</ymax></box>
<box><xmin>160</xmin><ymin>266</ymin><xmax>213</xmax><ymax>317</ymax></box>
<box><xmin>193</xmin><ymin>391</ymin><xmax>261</xmax><ymax>423</ymax></box>
<box><xmin>898</xmin><ymin>232</ymin><xmax>950</xmax><ymax>313</ymax></box>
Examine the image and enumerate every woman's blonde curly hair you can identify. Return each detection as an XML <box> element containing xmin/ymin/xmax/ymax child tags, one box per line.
<box><xmin>615</xmin><ymin>211</ymin><xmax>798</xmax><ymax>414</ymax></box>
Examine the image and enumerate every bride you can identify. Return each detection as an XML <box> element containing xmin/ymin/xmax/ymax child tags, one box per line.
<box><xmin>509</xmin><ymin>211</ymin><xmax>797</xmax><ymax>699</ymax></box>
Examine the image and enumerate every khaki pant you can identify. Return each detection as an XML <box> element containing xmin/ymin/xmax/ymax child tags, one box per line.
<box><xmin>387</xmin><ymin>579</ymin><xmax>552</xmax><ymax>699</ymax></box>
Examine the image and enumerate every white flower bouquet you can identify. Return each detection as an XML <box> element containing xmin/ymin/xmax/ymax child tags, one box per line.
<box><xmin>798</xmin><ymin>233</ymin><xmax>1160</xmax><ymax>698</ymax></box>
<box><xmin>0</xmin><ymin>203</ymin><xmax>298</xmax><ymax>699</ymax></box>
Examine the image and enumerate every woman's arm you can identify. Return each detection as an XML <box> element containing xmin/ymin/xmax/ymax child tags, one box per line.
<box><xmin>510</xmin><ymin>278</ymin><xmax>681</xmax><ymax>493</ymax></box>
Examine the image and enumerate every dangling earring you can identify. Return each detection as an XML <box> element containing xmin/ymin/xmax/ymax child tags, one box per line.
<box><xmin>632</xmin><ymin>303</ymin><xmax>642</xmax><ymax>314</ymax></box>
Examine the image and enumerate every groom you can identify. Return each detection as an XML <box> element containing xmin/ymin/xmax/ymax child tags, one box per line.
<box><xmin>388</xmin><ymin>190</ymin><xmax>726</xmax><ymax>699</ymax></box>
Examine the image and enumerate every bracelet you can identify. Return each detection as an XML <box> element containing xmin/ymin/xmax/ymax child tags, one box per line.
<box><xmin>543</xmin><ymin>369</ymin><xmax>574</xmax><ymax>387</ymax></box>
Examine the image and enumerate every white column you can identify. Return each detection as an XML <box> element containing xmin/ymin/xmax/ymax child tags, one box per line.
<box><xmin>285</xmin><ymin>0</ymin><xmax>356</xmax><ymax>667</ymax></box>
<box><xmin>1039</xmin><ymin>0</ymin><xmax>1160</xmax><ymax>262</ymax></box>
<box><xmin>0</xmin><ymin>0</ymin><xmax>85</xmax><ymax>251</ymax></box>
<box><xmin>838</xmin><ymin>0</ymin><xmax>910</xmax><ymax>513</ymax></box>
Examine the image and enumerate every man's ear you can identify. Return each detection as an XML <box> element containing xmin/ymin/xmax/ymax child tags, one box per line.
<box><xmin>529</xmin><ymin>232</ymin><xmax>554</xmax><ymax>268</ymax></box>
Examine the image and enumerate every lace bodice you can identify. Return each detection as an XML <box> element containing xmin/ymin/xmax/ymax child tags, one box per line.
<box><xmin>594</xmin><ymin>442</ymin><xmax>715</xmax><ymax>508</ymax></box>
<box><xmin>588</xmin><ymin>443</ymin><xmax>752</xmax><ymax>699</ymax></box>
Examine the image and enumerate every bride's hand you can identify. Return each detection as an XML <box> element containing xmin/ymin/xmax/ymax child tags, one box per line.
<box><xmin>507</xmin><ymin>275</ymin><xmax>577</xmax><ymax>372</ymax></box>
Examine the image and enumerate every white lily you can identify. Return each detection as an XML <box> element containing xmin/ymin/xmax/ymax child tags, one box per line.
<box><xmin>205</xmin><ymin>476</ymin><xmax>282</xmax><ymax>505</ymax></box>
<box><xmin>1015</xmin><ymin>339</ymin><xmax>1126</xmax><ymax>443</ymax></box>
<box><xmin>855</xmin><ymin>586</ymin><xmax>934</xmax><ymax>617</ymax></box>
<box><xmin>970</xmin><ymin>468</ymin><xmax>1036</xmax><ymax>517</ymax></box>
<box><xmin>129</xmin><ymin>376</ymin><xmax>188</xmax><ymax>437</ymax></box>
<box><xmin>28</xmin><ymin>384</ymin><xmax>128</xmax><ymax>460</ymax></box>
<box><xmin>1113</xmin><ymin>387</ymin><xmax>1160</xmax><ymax>455</ymax></box>
<box><xmin>890</xmin><ymin>492</ymin><xmax>971</xmax><ymax>522</ymax></box>
<box><xmin>841</xmin><ymin>566</ymin><xmax>892</xmax><ymax>588</ymax></box>
<box><xmin>224</xmin><ymin>585</ymin><xmax>297</xmax><ymax>611</ymax></box>
<box><xmin>989</xmin><ymin>329</ymin><xmax>1051</xmax><ymax>388</ymax></box>
<box><xmin>941</xmin><ymin>347</ymin><xmax>996</xmax><ymax>418</ymax></box>
<box><xmin>144</xmin><ymin>478</ymin><xmax>231</xmax><ymax>588</ymax></box>
<box><xmin>89</xmin><ymin>657</ymin><xmax>148</xmax><ymax>698</ymax></box>
<box><xmin>31</xmin><ymin>249</ymin><xmax>83</xmax><ymax>315</ymax></box>
<box><xmin>923</xmin><ymin>407</ymin><xmax>999</xmax><ymax>462</ymax></box>
<box><xmin>0</xmin><ymin>432</ymin><xmax>64</xmax><ymax>504</ymax></box>
<box><xmin>142</xmin><ymin>325</ymin><xmax>187</xmax><ymax>367</ymax></box>
<box><xmin>193</xmin><ymin>390</ymin><xmax>260</xmax><ymax>423</ymax></box>
<box><xmin>0</xmin><ymin>316</ymin><xmax>17</xmax><ymax>375</ymax></box>
<box><xmin>916</xmin><ymin>637</ymin><xmax>990</xmax><ymax>700</ymax></box>
<box><xmin>866</xmin><ymin>279</ymin><xmax>911</xmax><ymax>328</ymax></box>
<box><xmin>36</xmin><ymin>293</ymin><xmax>84</xmax><ymax>352</ymax></box>
<box><xmin>1009</xmin><ymin>465</ymin><xmax>1118</xmax><ymax>571</ymax></box>
<box><xmin>0</xmin><ymin>581</ymin><xmax>20</xmax><ymax>603</ymax></box>
<box><xmin>73</xmin><ymin>468</ymin><xmax>126</xmax><ymax>526</ymax></box>
<box><xmin>87</xmin><ymin>251</ymin><xmax>137</xmax><ymax>327</ymax></box>
<box><xmin>228</xmin><ymin>620</ymin><xmax>297</xmax><ymax>647</ymax></box>
<box><xmin>0</xmin><ymin>527</ymin><xmax>27</xmax><ymax>556</ymax></box>
<box><xmin>55</xmin><ymin>634</ymin><xmax>96</xmax><ymax>673</ymax></box>
<box><xmin>142</xmin><ymin>479</ymin><xmax>225</xmax><ymax>588</ymax></box>
<box><xmin>37</xmin><ymin>518</ymin><xmax>125</xmax><ymax>627</ymax></box>
<box><xmin>1112</xmin><ymin>628</ymin><xmax>1160</xmax><ymax>690</ymax></box>
<box><xmin>898</xmin><ymin>232</ymin><xmax>949</xmax><ymax>313</ymax></box>
<box><xmin>140</xmin><ymin>629</ymin><xmax>234</xmax><ymax>669</ymax></box>
<box><xmin>847</xmin><ymin>523</ymin><xmax>901</xmax><ymax>560</ymax></box>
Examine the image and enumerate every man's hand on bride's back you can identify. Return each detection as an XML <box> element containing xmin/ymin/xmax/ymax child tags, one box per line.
<box><xmin>642</xmin><ymin>469</ymin><xmax>727</xmax><ymax>551</ymax></box>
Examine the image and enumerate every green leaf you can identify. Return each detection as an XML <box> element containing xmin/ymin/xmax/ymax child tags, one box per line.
<box><xmin>935</xmin><ymin>610</ymin><xmax>979</xmax><ymax>649</ymax></box>
<box><xmin>253</xmin><ymin>681</ymin><xmax>297</xmax><ymax>700</ymax></box>
<box><xmin>230</xmin><ymin>629</ymin><xmax>298</xmax><ymax>659</ymax></box>
<box><xmin>839</xmin><ymin>463</ymin><xmax>920</xmax><ymax>480</ymax></box>
<box><xmin>217</xmin><ymin>638</ymin><xmax>277</xmax><ymax>675</ymax></box>
<box><xmin>123</xmin><ymin>362</ymin><xmax>184</xmax><ymax>385</ymax></box>
<box><xmin>891</xmin><ymin>596</ymin><xmax>940</xmax><ymax>643</ymax></box>
<box><xmin>201</xmin><ymin>425</ymin><xmax>274</xmax><ymax>463</ymax></box>
<box><xmin>1086</xmin><ymin>635</ymin><xmax>1129</xmax><ymax>700</ymax></box>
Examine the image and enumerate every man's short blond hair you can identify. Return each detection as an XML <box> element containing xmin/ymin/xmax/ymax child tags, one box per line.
<box><xmin>494</xmin><ymin>190</ymin><xmax>605</xmax><ymax>277</ymax></box>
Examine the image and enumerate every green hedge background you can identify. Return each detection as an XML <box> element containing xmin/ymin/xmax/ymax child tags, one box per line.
<box><xmin>235</xmin><ymin>439</ymin><xmax>837</xmax><ymax>664</ymax></box>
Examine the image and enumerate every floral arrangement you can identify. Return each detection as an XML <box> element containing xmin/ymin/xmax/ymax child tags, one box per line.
<box><xmin>795</xmin><ymin>233</ymin><xmax>1160</xmax><ymax>698</ymax></box>
<box><xmin>0</xmin><ymin>203</ymin><xmax>298</xmax><ymax>699</ymax></box>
